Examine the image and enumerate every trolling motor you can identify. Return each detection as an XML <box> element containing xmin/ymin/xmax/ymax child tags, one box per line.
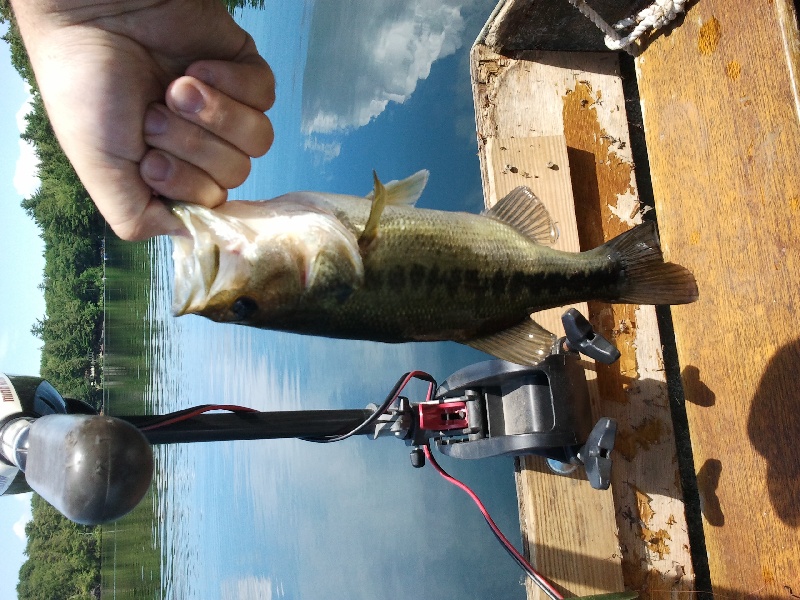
<box><xmin>0</xmin><ymin>376</ymin><xmax>154</xmax><ymax>523</ymax></box>
<box><xmin>0</xmin><ymin>309</ymin><xmax>619</xmax><ymax>526</ymax></box>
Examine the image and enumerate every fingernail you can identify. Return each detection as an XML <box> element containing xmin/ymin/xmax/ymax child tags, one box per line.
<box><xmin>172</xmin><ymin>80</ymin><xmax>205</xmax><ymax>114</ymax></box>
<box><xmin>141</xmin><ymin>152</ymin><xmax>171</xmax><ymax>182</ymax></box>
<box><xmin>144</xmin><ymin>106</ymin><xmax>168</xmax><ymax>135</ymax></box>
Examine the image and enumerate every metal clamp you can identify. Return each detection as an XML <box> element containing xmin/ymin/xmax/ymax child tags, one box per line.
<box><xmin>561</xmin><ymin>308</ymin><xmax>621</xmax><ymax>364</ymax></box>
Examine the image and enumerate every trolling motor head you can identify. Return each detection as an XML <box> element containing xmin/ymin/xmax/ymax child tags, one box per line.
<box><xmin>0</xmin><ymin>374</ymin><xmax>153</xmax><ymax>525</ymax></box>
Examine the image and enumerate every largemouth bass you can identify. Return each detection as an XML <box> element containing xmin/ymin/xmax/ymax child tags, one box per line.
<box><xmin>170</xmin><ymin>171</ymin><xmax>697</xmax><ymax>365</ymax></box>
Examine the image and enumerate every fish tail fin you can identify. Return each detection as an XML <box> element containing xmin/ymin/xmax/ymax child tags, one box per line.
<box><xmin>605</xmin><ymin>222</ymin><xmax>698</xmax><ymax>305</ymax></box>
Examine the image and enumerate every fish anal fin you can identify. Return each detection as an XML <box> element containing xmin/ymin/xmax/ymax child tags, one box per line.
<box><xmin>483</xmin><ymin>187</ymin><xmax>559</xmax><ymax>246</ymax></box>
<box><xmin>465</xmin><ymin>318</ymin><xmax>557</xmax><ymax>366</ymax></box>
<box><xmin>365</xmin><ymin>169</ymin><xmax>429</xmax><ymax>207</ymax></box>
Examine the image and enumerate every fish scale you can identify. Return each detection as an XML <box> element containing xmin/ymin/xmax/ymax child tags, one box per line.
<box><xmin>318</xmin><ymin>208</ymin><xmax>614</xmax><ymax>342</ymax></box>
<box><xmin>170</xmin><ymin>171</ymin><xmax>697</xmax><ymax>365</ymax></box>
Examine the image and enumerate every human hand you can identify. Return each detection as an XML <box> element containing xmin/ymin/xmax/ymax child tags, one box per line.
<box><xmin>11</xmin><ymin>0</ymin><xmax>275</xmax><ymax>240</ymax></box>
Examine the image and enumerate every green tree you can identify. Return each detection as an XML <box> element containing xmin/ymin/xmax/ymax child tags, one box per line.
<box><xmin>3</xmin><ymin>1</ymin><xmax>106</xmax><ymax>405</ymax></box>
<box><xmin>17</xmin><ymin>495</ymin><xmax>101</xmax><ymax>600</ymax></box>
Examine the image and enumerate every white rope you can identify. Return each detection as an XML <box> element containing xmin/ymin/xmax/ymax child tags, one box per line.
<box><xmin>567</xmin><ymin>0</ymin><xmax>686</xmax><ymax>54</ymax></box>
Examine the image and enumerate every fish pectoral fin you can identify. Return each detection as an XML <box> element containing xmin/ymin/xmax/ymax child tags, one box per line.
<box><xmin>365</xmin><ymin>169</ymin><xmax>429</xmax><ymax>207</ymax></box>
<box><xmin>483</xmin><ymin>187</ymin><xmax>559</xmax><ymax>246</ymax></box>
<box><xmin>305</xmin><ymin>249</ymin><xmax>362</xmax><ymax>305</ymax></box>
<box><xmin>464</xmin><ymin>318</ymin><xmax>557</xmax><ymax>366</ymax></box>
<box><xmin>358</xmin><ymin>171</ymin><xmax>389</xmax><ymax>251</ymax></box>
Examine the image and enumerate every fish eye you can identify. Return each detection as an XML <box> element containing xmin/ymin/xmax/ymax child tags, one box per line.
<box><xmin>231</xmin><ymin>296</ymin><xmax>259</xmax><ymax>320</ymax></box>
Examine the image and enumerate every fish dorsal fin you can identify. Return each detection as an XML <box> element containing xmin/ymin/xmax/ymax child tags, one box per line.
<box><xmin>365</xmin><ymin>169</ymin><xmax>429</xmax><ymax>207</ymax></box>
<box><xmin>464</xmin><ymin>317</ymin><xmax>556</xmax><ymax>366</ymax></box>
<box><xmin>359</xmin><ymin>171</ymin><xmax>388</xmax><ymax>250</ymax></box>
<box><xmin>483</xmin><ymin>187</ymin><xmax>559</xmax><ymax>246</ymax></box>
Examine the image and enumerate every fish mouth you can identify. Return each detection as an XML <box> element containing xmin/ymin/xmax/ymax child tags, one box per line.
<box><xmin>170</xmin><ymin>231</ymin><xmax>212</xmax><ymax>316</ymax></box>
<box><xmin>169</xmin><ymin>203</ymin><xmax>252</xmax><ymax>317</ymax></box>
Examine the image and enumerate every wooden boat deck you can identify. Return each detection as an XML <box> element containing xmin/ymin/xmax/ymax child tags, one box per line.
<box><xmin>470</xmin><ymin>1</ymin><xmax>800</xmax><ymax>598</ymax></box>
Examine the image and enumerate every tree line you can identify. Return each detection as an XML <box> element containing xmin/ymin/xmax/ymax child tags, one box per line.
<box><xmin>2</xmin><ymin>1</ymin><xmax>105</xmax><ymax>406</ymax></box>
<box><xmin>2</xmin><ymin>1</ymin><xmax>262</xmax><ymax>598</ymax></box>
<box><xmin>16</xmin><ymin>496</ymin><xmax>102</xmax><ymax>600</ymax></box>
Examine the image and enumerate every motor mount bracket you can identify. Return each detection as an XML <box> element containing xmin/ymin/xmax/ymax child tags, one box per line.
<box><xmin>412</xmin><ymin>310</ymin><xmax>620</xmax><ymax>490</ymax></box>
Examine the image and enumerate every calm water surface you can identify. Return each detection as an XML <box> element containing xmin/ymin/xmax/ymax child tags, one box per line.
<box><xmin>101</xmin><ymin>2</ymin><xmax>528</xmax><ymax>598</ymax></box>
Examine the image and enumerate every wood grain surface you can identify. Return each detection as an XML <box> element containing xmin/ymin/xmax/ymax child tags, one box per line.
<box><xmin>490</xmin><ymin>133</ymin><xmax>625</xmax><ymax>600</ymax></box>
<box><xmin>635</xmin><ymin>0</ymin><xmax>800</xmax><ymax>597</ymax></box>
<box><xmin>471</xmin><ymin>42</ymin><xmax>694</xmax><ymax>599</ymax></box>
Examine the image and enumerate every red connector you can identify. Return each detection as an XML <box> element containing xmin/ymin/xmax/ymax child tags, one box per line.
<box><xmin>417</xmin><ymin>401</ymin><xmax>468</xmax><ymax>431</ymax></box>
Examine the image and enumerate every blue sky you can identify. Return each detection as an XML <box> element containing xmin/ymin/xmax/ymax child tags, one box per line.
<box><xmin>183</xmin><ymin>4</ymin><xmax>517</xmax><ymax>598</ymax></box>
<box><xmin>0</xmin><ymin>24</ymin><xmax>44</xmax><ymax>376</ymax></box>
<box><xmin>0</xmin><ymin>1</ymin><xmax>503</xmax><ymax>596</ymax></box>
<box><xmin>0</xmin><ymin>21</ymin><xmax>43</xmax><ymax>600</ymax></box>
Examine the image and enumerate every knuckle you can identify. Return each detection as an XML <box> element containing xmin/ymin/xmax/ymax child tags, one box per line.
<box><xmin>201</xmin><ymin>185</ymin><xmax>228</xmax><ymax>208</ymax></box>
<box><xmin>112</xmin><ymin>217</ymin><xmax>149</xmax><ymax>242</ymax></box>
<box><xmin>248</xmin><ymin>118</ymin><xmax>274</xmax><ymax>157</ymax></box>
<box><xmin>228</xmin><ymin>158</ymin><xmax>251</xmax><ymax>188</ymax></box>
<box><xmin>182</xmin><ymin>130</ymin><xmax>206</xmax><ymax>156</ymax></box>
<box><xmin>113</xmin><ymin>223</ymin><xmax>141</xmax><ymax>242</ymax></box>
<box><xmin>260</xmin><ymin>74</ymin><xmax>276</xmax><ymax>111</ymax></box>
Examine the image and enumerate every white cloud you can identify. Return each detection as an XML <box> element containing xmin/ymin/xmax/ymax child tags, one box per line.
<box><xmin>221</xmin><ymin>575</ymin><xmax>274</xmax><ymax>600</ymax></box>
<box><xmin>12</xmin><ymin>499</ymin><xmax>32</xmax><ymax>542</ymax></box>
<box><xmin>14</xmin><ymin>139</ymin><xmax>40</xmax><ymax>198</ymax></box>
<box><xmin>14</xmin><ymin>93</ymin><xmax>33</xmax><ymax>132</ymax></box>
<box><xmin>303</xmin><ymin>136</ymin><xmax>342</xmax><ymax>164</ymax></box>
<box><xmin>14</xmin><ymin>93</ymin><xmax>40</xmax><ymax>198</ymax></box>
<box><xmin>301</xmin><ymin>0</ymin><xmax>477</xmax><ymax>136</ymax></box>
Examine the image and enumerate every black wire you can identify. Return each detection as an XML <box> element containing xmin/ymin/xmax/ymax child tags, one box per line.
<box><xmin>131</xmin><ymin>371</ymin><xmax>435</xmax><ymax>443</ymax></box>
<box><xmin>302</xmin><ymin>371</ymin><xmax>436</xmax><ymax>443</ymax></box>
<box><xmin>301</xmin><ymin>372</ymin><xmax>410</xmax><ymax>443</ymax></box>
<box><xmin>423</xmin><ymin>442</ymin><xmax>564</xmax><ymax>600</ymax></box>
<box><xmin>488</xmin><ymin>524</ymin><xmax>560</xmax><ymax>597</ymax></box>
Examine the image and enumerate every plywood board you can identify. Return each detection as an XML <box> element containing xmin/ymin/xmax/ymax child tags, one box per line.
<box><xmin>635</xmin><ymin>0</ymin><xmax>800</xmax><ymax>596</ymax></box>
<box><xmin>490</xmin><ymin>134</ymin><xmax>621</xmax><ymax>599</ymax></box>
<box><xmin>471</xmin><ymin>43</ymin><xmax>694</xmax><ymax>599</ymax></box>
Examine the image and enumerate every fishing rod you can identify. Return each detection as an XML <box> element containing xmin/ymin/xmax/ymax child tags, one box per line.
<box><xmin>0</xmin><ymin>309</ymin><xmax>635</xmax><ymax>600</ymax></box>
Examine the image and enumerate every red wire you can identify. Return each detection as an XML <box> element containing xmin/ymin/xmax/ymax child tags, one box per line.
<box><xmin>401</xmin><ymin>371</ymin><xmax>437</xmax><ymax>402</ymax></box>
<box><xmin>140</xmin><ymin>404</ymin><xmax>258</xmax><ymax>431</ymax></box>
<box><xmin>138</xmin><ymin>374</ymin><xmax>560</xmax><ymax>597</ymax></box>
<box><xmin>422</xmin><ymin>444</ymin><xmax>565</xmax><ymax>600</ymax></box>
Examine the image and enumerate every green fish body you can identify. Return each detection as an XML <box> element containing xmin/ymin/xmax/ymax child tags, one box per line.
<box><xmin>170</xmin><ymin>171</ymin><xmax>697</xmax><ymax>365</ymax></box>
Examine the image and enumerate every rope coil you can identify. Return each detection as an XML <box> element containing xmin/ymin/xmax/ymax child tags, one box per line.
<box><xmin>567</xmin><ymin>0</ymin><xmax>687</xmax><ymax>54</ymax></box>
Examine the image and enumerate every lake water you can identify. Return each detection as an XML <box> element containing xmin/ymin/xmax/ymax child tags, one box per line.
<box><xmin>100</xmin><ymin>2</ymin><xmax>529</xmax><ymax>598</ymax></box>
